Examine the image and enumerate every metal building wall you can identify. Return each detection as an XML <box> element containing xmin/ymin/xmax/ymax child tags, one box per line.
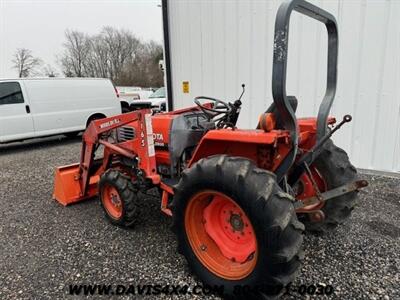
<box><xmin>166</xmin><ymin>0</ymin><xmax>400</xmax><ymax>173</ymax></box>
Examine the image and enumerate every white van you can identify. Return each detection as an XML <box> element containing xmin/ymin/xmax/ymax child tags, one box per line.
<box><xmin>0</xmin><ymin>78</ymin><xmax>121</xmax><ymax>143</ymax></box>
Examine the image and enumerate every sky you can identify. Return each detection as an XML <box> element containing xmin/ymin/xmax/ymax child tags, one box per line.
<box><xmin>0</xmin><ymin>0</ymin><xmax>163</xmax><ymax>78</ymax></box>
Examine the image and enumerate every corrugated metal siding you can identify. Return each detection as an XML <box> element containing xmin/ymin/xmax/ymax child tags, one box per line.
<box><xmin>167</xmin><ymin>0</ymin><xmax>400</xmax><ymax>173</ymax></box>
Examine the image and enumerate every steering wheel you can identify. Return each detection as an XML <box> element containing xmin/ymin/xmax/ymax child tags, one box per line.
<box><xmin>194</xmin><ymin>96</ymin><xmax>232</xmax><ymax>121</ymax></box>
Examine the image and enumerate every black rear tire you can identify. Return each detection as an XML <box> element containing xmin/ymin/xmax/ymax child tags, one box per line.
<box><xmin>172</xmin><ymin>155</ymin><xmax>304</xmax><ymax>299</ymax></box>
<box><xmin>98</xmin><ymin>169</ymin><xmax>139</xmax><ymax>227</ymax></box>
<box><xmin>300</xmin><ymin>139</ymin><xmax>358</xmax><ymax>233</ymax></box>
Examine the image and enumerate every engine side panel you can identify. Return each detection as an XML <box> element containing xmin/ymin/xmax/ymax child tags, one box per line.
<box><xmin>151</xmin><ymin>105</ymin><xmax>204</xmax><ymax>148</ymax></box>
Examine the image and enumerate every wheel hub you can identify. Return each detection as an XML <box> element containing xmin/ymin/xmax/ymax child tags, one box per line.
<box><xmin>102</xmin><ymin>184</ymin><xmax>122</xmax><ymax>219</ymax></box>
<box><xmin>184</xmin><ymin>190</ymin><xmax>258</xmax><ymax>280</ymax></box>
<box><xmin>110</xmin><ymin>192</ymin><xmax>121</xmax><ymax>207</ymax></box>
<box><xmin>230</xmin><ymin>213</ymin><xmax>244</xmax><ymax>232</ymax></box>
<box><xmin>203</xmin><ymin>194</ymin><xmax>256</xmax><ymax>263</ymax></box>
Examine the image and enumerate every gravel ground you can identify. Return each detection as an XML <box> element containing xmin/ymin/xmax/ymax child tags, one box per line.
<box><xmin>0</xmin><ymin>136</ymin><xmax>399</xmax><ymax>300</ymax></box>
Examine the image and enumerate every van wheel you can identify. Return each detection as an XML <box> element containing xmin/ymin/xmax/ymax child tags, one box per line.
<box><xmin>64</xmin><ymin>131</ymin><xmax>80</xmax><ymax>138</ymax></box>
<box><xmin>86</xmin><ymin>114</ymin><xmax>106</xmax><ymax>128</ymax></box>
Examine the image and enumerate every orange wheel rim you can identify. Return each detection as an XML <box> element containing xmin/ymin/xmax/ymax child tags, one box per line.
<box><xmin>296</xmin><ymin>166</ymin><xmax>327</xmax><ymax>211</ymax></box>
<box><xmin>185</xmin><ymin>190</ymin><xmax>257</xmax><ymax>280</ymax></box>
<box><xmin>102</xmin><ymin>184</ymin><xmax>122</xmax><ymax>219</ymax></box>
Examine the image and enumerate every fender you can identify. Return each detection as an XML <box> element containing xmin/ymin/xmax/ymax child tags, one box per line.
<box><xmin>188</xmin><ymin>129</ymin><xmax>292</xmax><ymax>172</ymax></box>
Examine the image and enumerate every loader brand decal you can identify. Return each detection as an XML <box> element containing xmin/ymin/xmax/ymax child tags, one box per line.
<box><xmin>153</xmin><ymin>133</ymin><xmax>165</xmax><ymax>146</ymax></box>
<box><xmin>145</xmin><ymin>114</ymin><xmax>155</xmax><ymax>157</ymax></box>
<box><xmin>99</xmin><ymin>118</ymin><xmax>120</xmax><ymax>129</ymax></box>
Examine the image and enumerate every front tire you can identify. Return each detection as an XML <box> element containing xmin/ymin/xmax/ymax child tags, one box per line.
<box><xmin>98</xmin><ymin>169</ymin><xmax>139</xmax><ymax>227</ymax></box>
<box><xmin>172</xmin><ymin>155</ymin><xmax>304</xmax><ymax>298</ymax></box>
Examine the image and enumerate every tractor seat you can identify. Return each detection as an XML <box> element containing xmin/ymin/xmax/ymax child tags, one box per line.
<box><xmin>258</xmin><ymin>96</ymin><xmax>298</xmax><ymax>130</ymax></box>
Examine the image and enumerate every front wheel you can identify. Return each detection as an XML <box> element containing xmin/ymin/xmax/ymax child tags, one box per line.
<box><xmin>172</xmin><ymin>155</ymin><xmax>304</xmax><ymax>298</ymax></box>
<box><xmin>98</xmin><ymin>169</ymin><xmax>139</xmax><ymax>227</ymax></box>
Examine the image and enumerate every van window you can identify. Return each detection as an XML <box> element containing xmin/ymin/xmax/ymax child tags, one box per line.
<box><xmin>0</xmin><ymin>82</ymin><xmax>24</xmax><ymax>105</ymax></box>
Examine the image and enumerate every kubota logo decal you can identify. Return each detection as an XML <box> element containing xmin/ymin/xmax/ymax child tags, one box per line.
<box><xmin>153</xmin><ymin>133</ymin><xmax>164</xmax><ymax>141</ymax></box>
<box><xmin>153</xmin><ymin>133</ymin><xmax>165</xmax><ymax>146</ymax></box>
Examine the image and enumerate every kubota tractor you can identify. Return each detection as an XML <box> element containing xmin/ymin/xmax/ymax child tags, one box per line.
<box><xmin>53</xmin><ymin>0</ymin><xmax>368</xmax><ymax>298</ymax></box>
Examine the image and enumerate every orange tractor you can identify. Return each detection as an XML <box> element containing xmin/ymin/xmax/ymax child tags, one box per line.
<box><xmin>53</xmin><ymin>0</ymin><xmax>367</xmax><ymax>298</ymax></box>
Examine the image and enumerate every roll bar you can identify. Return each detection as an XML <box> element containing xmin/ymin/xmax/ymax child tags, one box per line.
<box><xmin>272</xmin><ymin>0</ymin><xmax>338</xmax><ymax>181</ymax></box>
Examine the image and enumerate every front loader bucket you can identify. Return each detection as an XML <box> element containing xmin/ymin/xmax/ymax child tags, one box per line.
<box><xmin>53</xmin><ymin>163</ymin><xmax>99</xmax><ymax>206</ymax></box>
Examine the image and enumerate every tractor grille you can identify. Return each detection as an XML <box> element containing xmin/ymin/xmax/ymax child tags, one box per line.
<box><xmin>117</xmin><ymin>126</ymin><xmax>135</xmax><ymax>142</ymax></box>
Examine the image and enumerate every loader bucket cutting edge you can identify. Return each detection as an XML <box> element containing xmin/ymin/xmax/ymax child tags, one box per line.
<box><xmin>53</xmin><ymin>163</ymin><xmax>99</xmax><ymax>206</ymax></box>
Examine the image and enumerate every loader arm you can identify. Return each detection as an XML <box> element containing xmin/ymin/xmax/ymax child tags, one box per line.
<box><xmin>53</xmin><ymin>109</ymin><xmax>159</xmax><ymax>205</ymax></box>
<box><xmin>78</xmin><ymin>111</ymin><xmax>143</xmax><ymax>198</ymax></box>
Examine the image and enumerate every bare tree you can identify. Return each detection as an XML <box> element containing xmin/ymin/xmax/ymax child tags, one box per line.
<box><xmin>82</xmin><ymin>27</ymin><xmax>140</xmax><ymax>82</ymax></box>
<box><xmin>100</xmin><ymin>27</ymin><xmax>140</xmax><ymax>82</ymax></box>
<box><xmin>125</xmin><ymin>40</ymin><xmax>163</xmax><ymax>87</ymax></box>
<box><xmin>59</xmin><ymin>26</ymin><xmax>163</xmax><ymax>87</ymax></box>
<box><xmin>85</xmin><ymin>36</ymin><xmax>109</xmax><ymax>78</ymax></box>
<box><xmin>12</xmin><ymin>48</ymin><xmax>42</xmax><ymax>78</ymax></box>
<box><xmin>143</xmin><ymin>40</ymin><xmax>164</xmax><ymax>87</ymax></box>
<box><xmin>60</xmin><ymin>30</ymin><xmax>91</xmax><ymax>77</ymax></box>
<box><xmin>42</xmin><ymin>64</ymin><xmax>58</xmax><ymax>77</ymax></box>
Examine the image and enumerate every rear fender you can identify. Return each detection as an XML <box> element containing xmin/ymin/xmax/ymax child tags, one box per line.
<box><xmin>188</xmin><ymin>129</ymin><xmax>291</xmax><ymax>171</ymax></box>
